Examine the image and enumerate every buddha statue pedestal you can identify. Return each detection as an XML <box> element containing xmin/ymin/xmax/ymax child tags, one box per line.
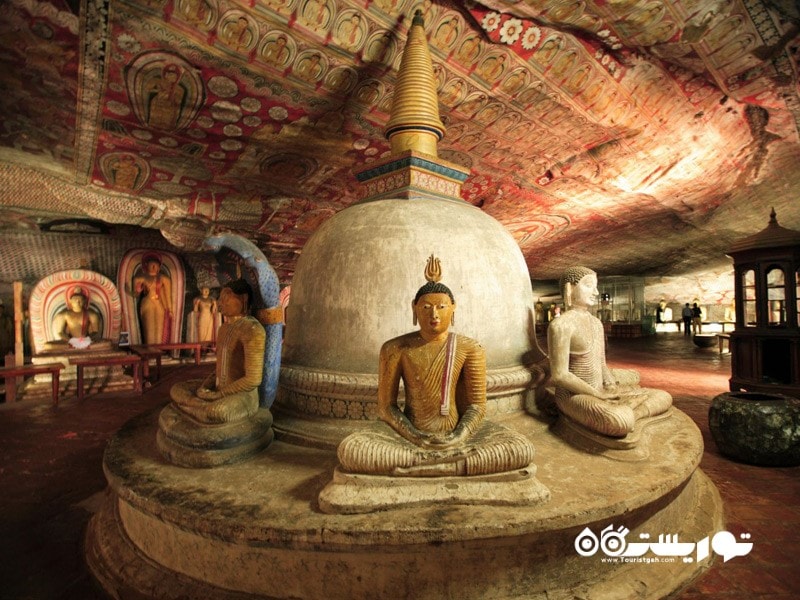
<box><xmin>86</xmin><ymin>409</ymin><xmax>722</xmax><ymax>600</ymax></box>
<box><xmin>157</xmin><ymin>403</ymin><xmax>274</xmax><ymax>468</ymax></box>
<box><xmin>319</xmin><ymin>421</ymin><xmax>549</xmax><ymax>514</ymax></box>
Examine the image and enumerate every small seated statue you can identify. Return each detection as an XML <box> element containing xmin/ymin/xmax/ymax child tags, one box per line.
<box><xmin>320</xmin><ymin>257</ymin><xmax>549</xmax><ymax>514</ymax></box>
<box><xmin>548</xmin><ymin>266</ymin><xmax>672</xmax><ymax>444</ymax></box>
<box><xmin>157</xmin><ymin>279</ymin><xmax>273</xmax><ymax>468</ymax></box>
<box><xmin>46</xmin><ymin>286</ymin><xmax>111</xmax><ymax>351</ymax></box>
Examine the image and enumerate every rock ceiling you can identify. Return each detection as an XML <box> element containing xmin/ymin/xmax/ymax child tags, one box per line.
<box><xmin>0</xmin><ymin>0</ymin><xmax>799</xmax><ymax>283</ymax></box>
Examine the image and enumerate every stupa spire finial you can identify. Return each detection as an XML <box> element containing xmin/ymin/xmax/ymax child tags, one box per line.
<box><xmin>384</xmin><ymin>10</ymin><xmax>446</xmax><ymax>157</ymax></box>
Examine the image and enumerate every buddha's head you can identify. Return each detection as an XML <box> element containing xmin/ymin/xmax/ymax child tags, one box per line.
<box><xmin>560</xmin><ymin>266</ymin><xmax>597</xmax><ymax>309</ymax></box>
<box><xmin>201</xmin><ymin>287</ymin><xmax>210</xmax><ymax>298</ymax></box>
<box><xmin>219</xmin><ymin>279</ymin><xmax>253</xmax><ymax>318</ymax></box>
<box><xmin>412</xmin><ymin>255</ymin><xmax>456</xmax><ymax>337</ymax></box>
<box><xmin>142</xmin><ymin>252</ymin><xmax>162</xmax><ymax>276</ymax></box>
<box><xmin>66</xmin><ymin>286</ymin><xmax>89</xmax><ymax>313</ymax></box>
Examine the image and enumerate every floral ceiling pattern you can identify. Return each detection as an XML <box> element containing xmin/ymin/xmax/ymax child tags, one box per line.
<box><xmin>0</xmin><ymin>0</ymin><xmax>798</xmax><ymax>283</ymax></box>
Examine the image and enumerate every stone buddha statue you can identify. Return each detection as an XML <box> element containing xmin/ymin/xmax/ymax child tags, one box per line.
<box><xmin>47</xmin><ymin>286</ymin><xmax>110</xmax><ymax>351</ymax></box>
<box><xmin>158</xmin><ymin>279</ymin><xmax>273</xmax><ymax>467</ymax></box>
<box><xmin>547</xmin><ymin>266</ymin><xmax>672</xmax><ymax>441</ymax></box>
<box><xmin>334</xmin><ymin>256</ymin><xmax>536</xmax><ymax>477</ymax></box>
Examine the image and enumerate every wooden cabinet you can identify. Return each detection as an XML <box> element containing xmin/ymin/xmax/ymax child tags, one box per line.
<box><xmin>728</xmin><ymin>210</ymin><xmax>800</xmax><ymax>398</ymax></box>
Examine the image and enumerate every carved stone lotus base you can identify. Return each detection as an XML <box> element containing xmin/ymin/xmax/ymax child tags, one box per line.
<box><xmin>318</xmin><ymin>464</ymin><xmax>549</xmax><ymax>514</ymax></box>
<box><xmin>87</xmin><ymin>406</ymin><xmax>723</xmax><ymax>600</ymax></box>
<box><xmin>157</xmin><ymin>404</ymin><xmax>274</xmax><ymax>468</ymax></box>
<box><xmin>553</xmin><ymin>409</ymin><xmax>674</xmax><ymax>461</ymax></box>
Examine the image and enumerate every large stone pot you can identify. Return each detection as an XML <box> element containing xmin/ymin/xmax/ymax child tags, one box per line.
<box><xmin>709</xmin><ymin>391</ymin><xmax>800</xmax><ymax>466</ymax></box>
<box><xmin>693</xmin><ymin>334</ymin><xmax>717</xmax><ymax>348</ymax></box>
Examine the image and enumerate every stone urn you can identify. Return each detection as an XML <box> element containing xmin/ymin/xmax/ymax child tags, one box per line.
<box><xmin>709</xmin><ymin>392</ymin><xmax>800</xmax><ymax>466</ymax></box>
<box><xmin>693</xmin><ymin>334</ymin><xmax>717</xmax><ymax>348</ymax></box>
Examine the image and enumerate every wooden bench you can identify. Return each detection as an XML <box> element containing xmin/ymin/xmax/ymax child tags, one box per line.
<box><xmin>0</xmin><ymin>362</ymin><xmax>64</xmax><ymax>406</ymax></box>
<box><xmin>69</xmin><ymin>355</ymin><xmax>142</xmax><ymax>401</ymax></box>
<box><xmin>152</xmin><ymin>342</ymin><xmax>203</xmax><ymax>365</ymax></box>
<box><xmin>130</xmin><ymin>345</ymin><xmax>163</xmax><ymax>381</ymax></box>
<box><xmin>718</xmin><ymin>333</ymin><xmax>731</xmax><ymax>354</ymax></box>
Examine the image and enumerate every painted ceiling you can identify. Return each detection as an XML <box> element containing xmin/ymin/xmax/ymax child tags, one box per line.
<box><xmin>0</xmin><ymin>0</ymin><xmax>799</xmax><ymax>284</ymax></box>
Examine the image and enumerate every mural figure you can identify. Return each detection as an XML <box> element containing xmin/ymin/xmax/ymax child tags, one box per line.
<box><xmin>106</xmin><ymin>153</ymin><xmax>145</xmax><ymax>190</ymax></box>
<box><xmin>176</xmin><ymin>0</ymin><xmax>214</xmax><ymax>29</ymax></box>
<box><xmin>294</xmin><ymin>52</ymin><xmax>324</xmax><ymax>81</ymax></box>
<box><xmin>261</xmin><ymin>34</ymin><xmax>291</xmax><ymax>67</ymax></box>
<box><xmin>193</xmin><ymin>287</ymin><xmax>217</xmax><ymax>343</ymax></box>
<box><xmin>548</xmin><ymin>267</ymin><xmax>672</xmax><ymax>439</ymax></box>
<box><xmin>533</xmin><ymin>35</ymin><xmax>563</xmax><ymax>65</ymax></box>
<box><xmin>220</xmin><ymin>15</ymin><xmax>255</xmax><ymax>52</ymax></box>
<box><xmin>334</xmin><ymin>255</ymin><xmax>537</xmax><ymax>477</ymax></box>
<box><xmin>300</xmin><ymin>0</ymin><xmax>331</xmax><ymax>32</ymax></box>
<box><xmin>478</xmin><ymin>53</ymin><xmax>507</xmax><ymax>82</ymax></box>
<box><xmin>456</xmin><ymin>34</ymin><xmax>481</xmax><ymax>64</ymax></box>
<box><xmin>133</xmin><ymin>252</ymin><xmax>173</xmax><ymax>344</ymax></box>
<box><xmin>363</xmin><ymin>31</ymin><xmax>393</xmax><ymax>65</ymax></box>
<box><xmin>334</xmin><ymin>13</ymin><xmax>364</xmax><ymax>51</ymax></box>
<box><xmin>500</xmin><ymin>68</ymin><xmax>527</xmax><ymax>96</ymax></box>
<box><xmin>145</xmin><ymin>64</ymin><xmax>187</xmax><ymax>130</ymax></box>
<box><xmin>434</xmin><ymin>17</ymin><xmax>459</xmax><ymax>49</ymax></box>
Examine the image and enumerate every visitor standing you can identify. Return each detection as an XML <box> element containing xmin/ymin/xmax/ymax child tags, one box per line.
<box><xmin>681</xmin><ymin>303</ymin><xmax>692</xmax><ymax>336</ymax></box>
<box><xmin>692</xmin><ymin>303</ymin><xmax>703</xmax><ymax>334</ymax></box>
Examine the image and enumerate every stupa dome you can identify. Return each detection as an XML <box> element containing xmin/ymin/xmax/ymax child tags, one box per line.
<box><xmin>275</xmin><ymin>11</ymin><xmax>543</xmax><ymax>446</ymax></box>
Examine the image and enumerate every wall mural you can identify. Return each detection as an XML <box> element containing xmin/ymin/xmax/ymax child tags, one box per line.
<box><xmin>0</xmin><ymin>0</ymin><xmax>798</xmax><ymax>285</ymax></box>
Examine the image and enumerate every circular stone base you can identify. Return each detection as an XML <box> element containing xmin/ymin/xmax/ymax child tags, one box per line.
<box><xmin>709</xmin><ymin>391</ymin><xmax>800</xmax><ymax>466</ymax></box>
<box><xmin>87</xmin><ymin>408</ymin><xmax>723</xmax><ymax>600</ymax></box>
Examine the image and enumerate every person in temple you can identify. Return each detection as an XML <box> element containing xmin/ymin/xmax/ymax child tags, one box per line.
<box><xmin>547</xmin><ymin>266</ymin><xmax>672</xmax><ymax>438</ymax></box>
<box><xmin>335</xmin><ymin>255</ymin><xmax>535</xmax><ymax>477</ymax></box>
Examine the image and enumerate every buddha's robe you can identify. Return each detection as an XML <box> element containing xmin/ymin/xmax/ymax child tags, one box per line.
<box><xmin>171</xmin><ymin>316</ymin><xmax>264</xmax><ymax>424</ymax></box>
<box><xmin>338</xmin><ymin>332</ymin><xmax>534</xmax><ymax>477</ymax></box>
<box><xmin>553</xmin><ymin>316</ymin><xmax>672</xmax><ymax>437</ymax></box>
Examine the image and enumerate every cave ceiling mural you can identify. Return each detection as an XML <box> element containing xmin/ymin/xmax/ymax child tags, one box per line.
<box><xmin>0</xmin><ymin>0</ymin><xmax>798</xmax><ymax>283</ymax></box>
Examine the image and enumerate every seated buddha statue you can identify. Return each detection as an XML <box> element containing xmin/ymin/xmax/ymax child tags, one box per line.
<box><xmin>158</xmin><ymin>279</ymin><xmax>273</xmax><ymax>467</ymax></box>
<box><xmin>547</xmin><ymin>266</ymin><xmax>672</xmax><ymax>439</ymax></box>
<box><xmin>335</xmin><ymin>255</ymin><xmax>536</xmax><ymax>477</ymax></box>
<box><xmin>46</xmin><ymin>286</ymin><xmax>111</xmax><ymax>351</ymax></box>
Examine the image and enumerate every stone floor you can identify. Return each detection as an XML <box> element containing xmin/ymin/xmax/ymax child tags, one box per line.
<box><xmin>0</xmin><ymin>333</ymin><xmax>798</xmax><ymax>599</ymax></box>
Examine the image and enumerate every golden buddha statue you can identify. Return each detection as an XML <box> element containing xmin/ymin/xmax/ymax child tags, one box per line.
<box><xmin>159</xmin><ymin>279</ymin><xmax>273</xmax><ymax>467</ymax></box>
<box><xmin>47</xmin><ymin>286</ymin><xmax>110</xmax><ymax>350</ymax></box>
<box><xmin>171</xmin><ymin>280</ymin><xmax>263</xmax><ymax>423</ymax></box>
<box><xmin>133</xmin><ymin>252</ymin><xmax>173</xmax><ymax>345</ymax></box>
<box><xmin>547</xmin><ymin>266</ymin><xmax>672</xmax><ymax>439</ymax></box>
<box><xmin>335</xmin><ymin>256</ymin><xmax>535</xmax><ymax>477</ymax></box>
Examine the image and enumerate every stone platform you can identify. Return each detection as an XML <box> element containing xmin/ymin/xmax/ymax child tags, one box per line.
<box><xmin>87</xmin><ymin>407</ymin><xmax>723</xmax><ymax>599</ymax></box>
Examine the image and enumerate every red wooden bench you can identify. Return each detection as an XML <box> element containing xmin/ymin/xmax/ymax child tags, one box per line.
<box><xmin>69</xmin><ymin>355</ymin><xmax>142</xmax><ymax>401</ymax></box>
<box><xmin>130</xmin><ymin>345</ymin><xmax>163</xmax><ymax>381</ymax></box>
<box><xmin>152</xmin><ymin>342</ymin><xmax>203</xmax><ymax>365</ymax></box>
<box><xmin>0</xmin><ymin>362</ymin><xmax>64</xmax><ymax>406</ymax></box>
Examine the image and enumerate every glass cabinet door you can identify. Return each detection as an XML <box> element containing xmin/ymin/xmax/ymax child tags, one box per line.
<box><xmin>742</xmin><ymin>268</ymin><xmax>756</xmax><ymax>327</ymax></box>
<box><xmin>766</xmin><ymin>266</ymin><xmax>786</xmax><ymax>326</ymax></box>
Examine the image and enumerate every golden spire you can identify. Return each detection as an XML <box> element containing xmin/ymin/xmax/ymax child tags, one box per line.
<box><xmin>385</xmin><ymin>10</ymin><xmax>446</xmax><ymax>157</ymax></box>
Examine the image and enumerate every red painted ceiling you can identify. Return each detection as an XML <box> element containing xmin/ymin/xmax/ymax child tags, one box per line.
<box><xmin>0</xmin><ymin>0</ymin><xmax>798</xmax><ymax>283</ymax></box>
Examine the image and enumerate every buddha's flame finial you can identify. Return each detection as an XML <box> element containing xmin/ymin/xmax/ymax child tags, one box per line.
<box><xmin>424</xmin><ymin>254</ymin><xmax>442</xmax><ymax>283</ymax></box>
<box><xmin>385</xmin><ymin>9</ymin><xmax>446</xmax><ymax>156</ymax></box>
